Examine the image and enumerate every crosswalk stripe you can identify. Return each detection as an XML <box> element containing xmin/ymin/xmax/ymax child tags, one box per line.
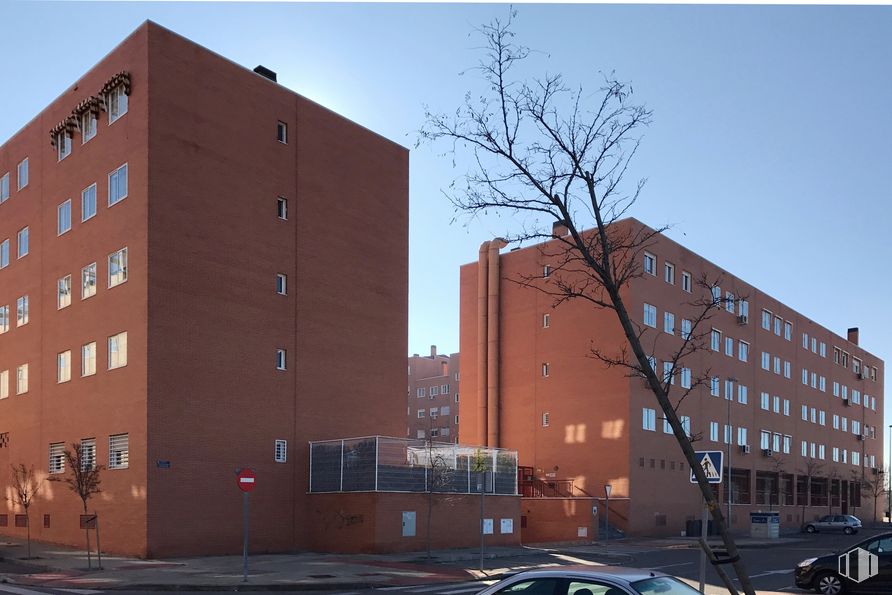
<box><xmin>377</xmin><ymin>587</ymin><xmax>423</xmax><ymax>591</ymax></box>
<box><xmin>57</xmin><ymin>590</ymin><xmax>104</xmax><ymax>595</ymax></box>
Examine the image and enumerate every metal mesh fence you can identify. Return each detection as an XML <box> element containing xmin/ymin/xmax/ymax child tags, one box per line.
<box><xmin>309</xmin><ymin>436</ymin><xmax>518</xmax><ymax>495</ymax></box>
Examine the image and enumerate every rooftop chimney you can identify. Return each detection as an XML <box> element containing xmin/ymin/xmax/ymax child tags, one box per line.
<box><xmin>430</xmin><ymin>345</ymin><xmax>437</xmax><ymax>357</ymax></box>
<box><xmin>441</xmin><ymin>361</ymin><xmax>448</xmax><ymax>376</ymax></box>
<box><xmin>253</xmin><ymin>65</ymin><xmax>277</xmax><ymax>82</ymax></box>
<box><xmin>847</xmin><ymin>327</ymin><xmax>859</xmax><ymax>346</ymax></box>
<box><xmin>552</xmin><ymin>220</ymin><xmax>569</xmax><ymax>238</ymax></box>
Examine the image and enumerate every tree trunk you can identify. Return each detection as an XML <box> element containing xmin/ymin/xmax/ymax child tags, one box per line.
<box><xmin>26</xmin><ymin>513</ymin><xmax>31</xmax><ymax>559</ymax></box>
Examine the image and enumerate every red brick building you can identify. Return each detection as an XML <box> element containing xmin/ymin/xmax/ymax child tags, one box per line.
<box><xmin>0</xmin><ymin>21</ymin><xmax>408</xmax><ymax>557</ymax></box>
<box><xmin>460</xmin><ymin>219</ymin><xmax>884</xmax><ymax>539</ymax></box>
<box><xmin>407</xmin><ymin>347</ymin><xmax>460</xmax><ymax>442</ymax></box>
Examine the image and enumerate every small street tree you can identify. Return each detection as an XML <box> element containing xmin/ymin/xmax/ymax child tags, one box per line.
<box><xmin>798</xmin><ymin>459</ymin><xmax>825</xmax><ymax>527</ymax></box>
<box><xmin>420</xmin><ymin>11</ymin><xmax>757</xmax><ymax>594</ymax></box>
<box><xmin>424</xmin><ymin>422</ymin><xmax>456</xmax><ymax>558</ymax></box>
<box><xmin>8</xmin><ymin>464</ymin><xmax>44</xmax><ymax>559</ymax></box>
<box><xmin>861</xmin><ymin>469</ymin><xmax>886</xmax><ymax>525</ymax></box>
<box><xmin>50</xmin><ymin>442</ymin><xmax>104</xmax><ymax>569</ymax></box>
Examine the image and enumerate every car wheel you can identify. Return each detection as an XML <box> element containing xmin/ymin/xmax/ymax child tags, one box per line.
<box><xmin>844</xmin><ymin>527</ymin><xmax>854</xmax><ymax>535</ymax></box>
<box><xmin>806</xmin><ymin>525</ymin><xmax>817</xmax><ymax>533</ymax></box>
<box><xmin>814</xmin><ymin>572</ymin><xmax>845</xmax><ymax>595</ymax></box>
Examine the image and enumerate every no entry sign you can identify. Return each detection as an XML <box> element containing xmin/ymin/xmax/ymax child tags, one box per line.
<box><xmin>237</xmin><ymin>468</ymin><xmax>256</xmax><ymax>492</ymax></box>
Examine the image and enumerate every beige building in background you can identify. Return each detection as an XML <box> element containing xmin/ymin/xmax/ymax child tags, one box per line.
<box><xmin>407</xmin><ymin>347</ymin><xmax>460</xmax><ymax>442</ymax></box>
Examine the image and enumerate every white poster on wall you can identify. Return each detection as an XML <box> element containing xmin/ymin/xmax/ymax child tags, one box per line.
<box><xmin>482</xmin><ymin>518</ymin><xmax>494</xmax><ymax>535</ymax></box>
<box><xmin>500</xmin><ymin>518</ymin><xmax>513</xmax><ymax>534</ymax></box>
<box><xmin>578</xmin><ymin>527</ymin><xmax>588</xmax><ymax>537</ymax></box>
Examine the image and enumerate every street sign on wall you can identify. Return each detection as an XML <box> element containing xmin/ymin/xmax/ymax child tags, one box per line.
<box><xmin>690</xmin><ymin>451</ymin><xmax>723</xmax><ymax>484</ymax></box>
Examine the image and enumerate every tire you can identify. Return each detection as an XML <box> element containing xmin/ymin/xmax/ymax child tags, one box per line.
<box><xmin>814</xmin><ymin>571</ymin><xmax>845</xmax><ymax>595</ymax></box>
<box><xmin>806</xmin><ymin>525</ymin><xmax>817</xmax><ymax>533</ymax></box>
<box><xmin>844</xmin><ymin>526</ymin><xmax>854</xmax><ymax>535</ymax></box>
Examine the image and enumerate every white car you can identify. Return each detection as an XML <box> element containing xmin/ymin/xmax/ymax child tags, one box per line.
<box><xmin>474</xmin><ymin>566</ymin><xmax>701</xmax><ymax>595</ymax></box>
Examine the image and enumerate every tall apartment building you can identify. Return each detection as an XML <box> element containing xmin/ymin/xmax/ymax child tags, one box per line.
<box><xmin>407</xmin><ymin>347</ymin><xmax>460</xmax><ymax>442</ymax></box>
<box><xmin>0</xmin><ymin>22</ymin><xmax>408</xmax><ymax>556</ymax></box>
<box><xmin>460</xmin><ymin>218</ymin><xmax>884</xmax><ymax>537</ymax></box>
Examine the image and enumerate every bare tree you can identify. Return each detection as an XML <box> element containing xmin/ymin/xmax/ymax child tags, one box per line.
<box><xmin>424</xmin><ymin>425</ymin><xmax>456</xmax><ymax>559</ymax></box>
<box><xmin>861</xmin><ymin>469</ymin><xmax>886</xmax><ymax>525</ymax></box>
<box><xmin>8</xmin><ymin>464</ymin><xmax>44</xmax><ymax>559</ymax></box>
<box><xmin>419</xmin><ymin>12</ymin><xmax>757</xmax><ymax>594</ymax></box>
<box><xmin>765</xmin><ymin>454</ymin><xmax>786</xmax><ymax>511</ymax></box>
<box><xmin>798</xmin><ymin>459</ymin><xmax>825</xmax><ymax>529</ymax></box>
<box><xmin>50</xmin><ymin>442</ymin><xmax>104</xmax><ymax>569</ymax></box>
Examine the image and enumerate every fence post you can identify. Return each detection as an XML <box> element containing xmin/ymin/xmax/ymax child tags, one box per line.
<box><xmin>340</xmin><ymin>439</ymin><xmax>345</xmax><ymax>491</ymax></box>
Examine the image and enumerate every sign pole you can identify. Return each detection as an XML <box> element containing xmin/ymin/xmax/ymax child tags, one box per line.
<box><xmin>243</xmin><ymin>490</ymin><xmax>249</xmax><ymax>582</ymax></box>
<box><xmin>95</xmin><ymin>511</ymin><xmax>103</xmax><ymax>570</ymax></box>
<box><xmin>604</xmin><ymin>484</ymin><xmax>612</xmax><ymax>552</ymax></box>
<box><xmin>699</xmin><ymin>497</ymin><xmax>708</xmax><ymax>593</ymax></box>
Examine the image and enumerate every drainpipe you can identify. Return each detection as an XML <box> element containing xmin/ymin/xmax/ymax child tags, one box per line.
<box><xmin>487</xmin><ymin>239</ymin><xmax>507</xmax><ymax>448</ymax></box>
<box><xmin>477</xmin><ymin>242</ymin><xmax>490</xmax><ymax>447</ymax></box>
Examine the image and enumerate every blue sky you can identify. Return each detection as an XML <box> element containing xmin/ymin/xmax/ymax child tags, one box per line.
<box><xmin>2</xmin><ymin>3</ymin><xmax>889</xmax><ymax>449</ymax></box>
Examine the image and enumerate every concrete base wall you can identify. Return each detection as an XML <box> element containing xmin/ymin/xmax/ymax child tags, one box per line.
<box><xmin>307</xmin><ymin>492</ymin><xmax>520</xmax><ymax>553</ymax></box>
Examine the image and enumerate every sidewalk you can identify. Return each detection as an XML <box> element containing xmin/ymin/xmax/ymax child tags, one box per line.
<box><xmin>0</xmin><ymin>534</ymin><xmax>805</xmax><ymax>591</ymax></box>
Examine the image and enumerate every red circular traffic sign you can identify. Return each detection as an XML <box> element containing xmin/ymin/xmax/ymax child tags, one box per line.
<box><xmin>236</xmin><ymin>468</ymin><xmax>256</xmax><ymax>492</ymax></box>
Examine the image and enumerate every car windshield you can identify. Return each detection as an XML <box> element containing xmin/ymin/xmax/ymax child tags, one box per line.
<box><xmin>631</xmin><ymin>577</ymin><xmax>701</xmax><ymax>595</ymax></box>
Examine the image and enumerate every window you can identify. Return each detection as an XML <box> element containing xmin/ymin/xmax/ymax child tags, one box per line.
<box><xmin>16</xmin><ymin>296</ymin><xmax>28</xmax><ymax>326</ymax></box>
<box><xmin>274</xmin><ymin>348</ymin><xmax>287</xmax><ymax>370</ymax></box>
<box><xmin>842</xmin><ymin>351</ymin><xmax>849</xmax><ymax>367</ymax></box>
<box><xmin>784</xmin><ymin>321</ymin><xmax>792</xmax><ymax>340</ymax></box>
<box><xmin>739</xmin><ymin>299</ymin><xmax>749</xmax><ymax>319</ymax></box>
<box><xmin>455</xmin><ymin>415</ymin><xmax>460</xmax><ymax>424</ymax></box>
<box><xmin>82</xmin><ymin>342</ymin><xmax>96</xmax><ymax>376</ymax></box>
<box><xmin>108</xmin><ymin>163</ymin><xmax>128</xmax><ymax>206</ymax></box>
<box><xmin>810</xmin><ymin>443</ymin><xmax>816</xmax><ymax>458</ymax></box>
<box><xmin>49</xmin><ymin>443</ymin><xmax>65</xmax><ymax>474</ymax></box>
<box><xmin>811</xmin><ymin>337</ymin><xmax>817</xmax><ymax>353</ymax></box>
<box><xmin>0</xmin><ymin>370</ymin><xmax>7</xmax><ymax>399</ymax></box>
<box><xmin>834</xmin><ymin>347</ymin><xmax>841</xmax><ymax>364</ymax></box>
<box><xmin>737</xmin><ymin>384</ymin><xmax>748</xmax><ymax>404</ymax></box>
<box><xmin>773</xmin><ymin>356</ymin><xmax>781</xmax><ymax>375</ymax></box>
<box><xmin>681</xmin><ymin>416</ymin><xmax>691</xmax><ymax>437</ymax></box>
<box><xmin>773</xmin><ymin>433</ymin><xmax>781</xmax><ymax>452</ymax></box>
<box><xmin>833</xmin><ymin>382</ymin><xmax>840</xmax><ymax>397</ymax></box>
<box><xmin>801</xmin><ymin>405</ymin><xmax>808</xmax><ymax>421</ymax></box>
<box><xmin>773</xmin><ymin>396</ymin><xmax>780</xmax><ymax>414</ymax></box>
<box><xmin>441</xmin><ymin>385</ymin><xmax>450</xmax><ymax>394</ymax></box>
<box><xmin>542</xmin><ymin>265</ymin><xmax>551</xmax><ymax>278</ymax></box>
<box><xmin>783</xmin><ymin>399</ymin><xmax>790</xmax><ymax>416</ymax></box>
<box><xmin>842</xmin><ymin>417</ymin><xmax>848</xmax><ymax>432</ymax></box>
<box><xmin>57</xmin><ymin>351</ymin><xmax>71</xmax><ymax>383</ymax></box>
<box><xmin>852</xmin><ymin>389</ymin><xmax>861</xmax><ymax>405</ymax></box>
<box><xmin>663</xmin><ymin>311</ymin><xmax>675</xmax><ymax>335</ymax></box>
<box><xmin>82</xmin><ymin>263</ymin><xmax>97</xmax><ymax>299</ymax></box>
<box><xmin>663</xmin><ymin>418</ymin><xmax>672</xmax><ymax>434</ymax></box>
<box><xmin>276</xmin><ymin>196</ymin><xmax>289</xmax><ymax>220</ymax></box>
<box><xmin>819</xmin><ymin>376</ymin><xmax>826</xmax><ymax>392</ymax></box>
<box><xmin>761</xmin><ymin>351</ymin><xmax>770</xmax><ymax>370</ymax></box>
<box><xmin>663</xmin><ymin>362</ymin><xmax>674</xmax><ymax>385</ymax></box>
<box><xmin>643</xmin><ymin>303</ymin><xmax>657</xmax><ymax>327</ymax></box>
<box><xmin>801</xmin><ymin>441</ymin><xmax>807</xmax><ymax>457</ymax></box>
<box><xmin>725</xmin><ymin>291</ymin><xmax>735</xmax><ymax>313</ymax></box>
<box><xmin>710</xmin><ymin>422</ymin><xmax>719</xmax><ymax>442</ymax></box>
<box><xmin>819</xmin><ymin>342</ymin><xmax>826</xmax><ymax>358</ymax></box>
<box><xmin>852</xmin><ymin>420</ymin><xmax>861</xmax><ymax>435</ymax></box>
<box><xmin>711</xmin><ymin>285</ymin><xmax>721</xmax><ymax>305</ymax></box>
<box><xmin>680</xmin><ymin>367</ymin><xmax>691</xmax><ymax>389</ymax></box>
<box><xmin>542</xmin><ymin>313</ymin><xmax>550</xmax><ymax>328</ymax></box>
<box><xmin>819</xmin><ymin>411</ymin><xmax>826</xmax><ymax>426</ymax></box>
<box><xmin>761</xmin><ymin>431</ymin><xmax>770</xmax><ymax>450</ymax></box>
<box><xmin>853</xmin><ymin>357</ymin><xmax>862</xmax><ymax>375</ymax></box>
<box><xmin>0</xmin><ymin>172</ymin><xmax>8</xmax><ymax>202</ymax></box>
<box><xmin>416</xmin><ymin>409</ymin><xmax>425</xmax><ymax>419</ymax></box>
<box><xmin>724</xmin><ymin>379</ymin><xmax>733</xmax><ymax>401</ymax></box>
<box><xmin>711</xmin><ymin>377</ymin><xmax>720</xmax><ymax>397</ymax></box>
<box><xmin>17</xmin><ymin>227</ymin><xmax>29</xmax><ymax>258</ymax></box>
<box><xmin>0</xmin><ymin>239</ymin><xmax>7</xmax><ymax>268</ymax></box>
<box><xmin>58</xmin><ymin>275</ymin><xmax>72</xmax><ymax>309</ymax></box>
<box><xmin>82</xmin><ymin>183</ymin><xmax>97</xmax><ymax>221</ymax></box>
<box><xmin>773</xmin><ymin>315</ymin><xmax>781</xmax><ymax>336</ymax></box>
<box><xmin>784</xmin><ymin>361</ymin><xmax>791</xmax><ymax>378</ymax></box>
<box><xmin>711</xmin><ymin>329</ymin><xmax>721</xmax><ymax>351</ymax></box>
<box><xmin>723</xmin><ymin>425</ymin><xmax>732</xmax><ymax>445</ymax></box>
<box><xmin>681</xmin><ymin>271</ymin><xmax>692</xmax><ymax>292</ymax></box>
<box><xmin>761</xmin><ymin>309</ymin><xmax>771</xmax><ymax>330</ymax></box>
<box><xmin>737</xmin><ymin>427</ymin><xmax>747</xmax><ymax>446</ymax></box>
<box><xmin>647</xmin><ymin>356</ymin><xmax>656</xmax><ymax>372</ymax></box>
<box><xmin>738</xmin><ymin>341</ymin><xmax>748</xmax><ymax>362</ymax></box>
<box><xmin>681</xmin><ymin>319</ymin><xmax>691</xmax><ymax>339</ymax></box>
<box><xmin>724</xmin><ymin>336</ymin><xmax>733</xmax><ymax>356</ymax></box>
<box><xmin>642</xmin><ymin>408</ymin><xmax>656</xmax><ymax>431</ymax></box>
<box><xmin>664</xmin><ymin>262</ymin><xmax>675</xmax><ymax>284</ymax></box>
<box><xmin>108</xmin><ymin>247</ymin><xmax>128</xmax><ymax>287</ymax></box>
<box><xmin>108</xmin><ymin>434</ymin><xmax>129</xmax><ymax>469</ymax></box>
<box><xmin>429</xmin><ymin>385</ymin><xmax>439</xmax><ymax>396</ymax></box>
<box><xmin>760</xmin><ymin>392</ymin><xmax>769</xmax><ymax>410</ymax></box>
<box><xmin>108</xmin><ymin>332</ymin><xmax>128</xmax><ymax>369</ymax></box>
<box><xmin>802</xmin><ymin>368</ymin><xmax>808</xmax><ymax>385</ymax></box>
<box><xmin>81</xmin><ymin>111</ymin><xmax>97</xmax><ymax>143</ymax></box>
<box><xmin>276</xmin><ymin>273</ymin><xmax>287</xmax><ymax>295</ymax></box>
<box><xmin>107</xmin><ymin>84</ymin><xmax>129</xmax><ymax>123</ymax></box>
<box><xmin>0</xmin><ymin>306</ymin><xmax>7</xmax><ymax>333</ymax></box>
<box><xmin>275</xmin><ymin>439</ymin><xmax>287</xmax><ymax>463</ymax></box>
<box><xmin>832</xmin><ymin>447</ymin><xmax>839</xmax><ymax>462</ymax></box>
<box><xmin>416</xmin><ymin>429</ymin><xmax>425</xmax><ymax>439</ymax></box>
<box><xmin>541</xmin><ymin>363</ymin><xmax>549</xmax><ymax>377</ymax></box>
<box><xmin>842</xmin><ymin>385</ymin><xmax>848</xmax><ymax>400</ymax></box>
<box><xmin>16</xmin><ymin>364</ymin><xmax>28</xmax><ymax>394</ymax></box>
<box><xmin>802</xmin><ymin>332</ymin><xmax>809</xmax><ymax>349</ymax></box>
<box><xmin>810</xmin><ymin>408</ymin><xmax>817</xmax><ymax>423</ymax></box>
<box><xmin>542</xmin><ymin>412</ymin><xmax>550</xmax><ymax>427</ymax></box>
<box><xmin>811</xmin><ymin>372</ymin><xmax>817</xmax><ymax>388</ymax></box>
<box><xmin>643</xmin><ymin>252</ymin><xmax>656</xmax><ymax>275</ymax></box>
<box><xmin>277</xmin><ymin>121</ymin><xmax>288</xmax><ymax>143</ymax></box>
<box><xmin>80</xmin><ymin>439</ymin><xmax>97</xmax><ymax>471</ymax></box>
<box><xmin>17</xmin><ymin>158</ymin><xmax>28</xmax><ymax>190</ymax></box>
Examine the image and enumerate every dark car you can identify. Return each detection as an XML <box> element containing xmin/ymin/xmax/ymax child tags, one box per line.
<box><xmin>804</xmin><ymin>515</ymin><xmax>862</xmax><ymax>535</ymax></box>
<box><xmin>474</xmin><ymin>566</ymin><xmax>700</xmax><ymax>595</ymax></box>
<box><xmin>795</xmin><ymin>531</ymin><xmax>892</xmax><ymax>594</ymax></box>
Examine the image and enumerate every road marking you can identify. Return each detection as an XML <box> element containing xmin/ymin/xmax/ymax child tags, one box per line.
<box><xmin>440</xmin><ymin>587</ymin><xmax>485</xmax><ymax>595</ymax></box>
<box><xmin>413</xmin><ymin>583</ymin><xmax>481</xmax><ymax>592</ymax></box>
<box><xmin>732</xmin><ymin>569</ymin><xmax>792</xmax><ymax>580</ymax></box>
<box><xmin>0</xmin><ymin>586</ymin><xmax>54</xmax><ymax>595</ymax></box>
<box><xmin>548</xmin><ymin>553</ymin><xmax>602</xmax><ymax>566</ymax></box>
<box><xmin>377</xmin><ymin>587</ymin><xmax>420</xmax><ymax>591</ymax></box>
<box><xmin>647</xmin><ymin>562</ymin><xmax>693</xmax><ymax>570</ymax></box>
<box><xmin>331</xmin><ymin>592</ymin><xmax>360</xmax><ymax>595</ymax></box>
<box><xmin>58</xmin><ymin>591</ymin><xmax>105</xmax><ymax>595</ymax></box>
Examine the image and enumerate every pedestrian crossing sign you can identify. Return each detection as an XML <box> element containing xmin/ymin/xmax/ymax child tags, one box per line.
<box><xmin>690</xmin><ymin>451</ymin><xmax>723</xmax><ymax>484</ymax></box>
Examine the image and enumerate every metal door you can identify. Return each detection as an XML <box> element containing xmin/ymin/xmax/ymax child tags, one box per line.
<box><xmin>401</xmin><ymin>511</ymin><xmax>416</xmax><ymax>537</ymax></box>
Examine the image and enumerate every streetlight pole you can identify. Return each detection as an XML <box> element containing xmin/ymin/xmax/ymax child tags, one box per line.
<box><xmin>727</xmin><ymin>377</ymin><xmax>736</xmax><ymax>529</ymax></box>
<box><xmin>605</xmin><ymin>484</ymin><xmax>612</xmax><ymax>552</ymax></box>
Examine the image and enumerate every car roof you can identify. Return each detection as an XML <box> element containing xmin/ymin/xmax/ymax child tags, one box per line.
<box><xmin>503</xmin><ymin>565</ymin><xmax>667</xmax><ymax>584</ymax></box>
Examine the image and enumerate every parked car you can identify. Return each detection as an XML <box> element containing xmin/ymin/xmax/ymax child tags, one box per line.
<box><xmin>804</xmin><ymin>515</ymin><xmax>862</xmax><ymax>535</ymax></box>
<box><xmin>474</xmin><ymin>566</ymin><xmax>700</xmax><ymax>595</ymax></box>
<box><xmin>794</xmin><ymin>531</ymin><xmax>892</xmax><ymax>594</ymax></box>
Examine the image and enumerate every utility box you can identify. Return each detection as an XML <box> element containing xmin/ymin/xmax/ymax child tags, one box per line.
<box><xmin>750</xmin><ymin>511</ymin><xmax>780</xmax><ymax>538</ymax></box>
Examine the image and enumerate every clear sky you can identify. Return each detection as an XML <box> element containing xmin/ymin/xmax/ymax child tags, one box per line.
<box><xmin>2</xmin><ymin>2</ymin><xmax>889</xmax><ymax>451</ymax></box>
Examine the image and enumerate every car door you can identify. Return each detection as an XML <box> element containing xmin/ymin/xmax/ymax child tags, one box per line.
<box><xmin>817</xmin><ymin>515</ymin><xmax>834</xmax><ymax>531</ymax></box>
<box><xmin>834</xmin><ymin>516</ymin><xmax>849</xmax><ymax>532</ymax></box>
<box><xmin>860</xmin><ymin>536</ymin><xmax>892</xmax><ymax>593</ymax></box>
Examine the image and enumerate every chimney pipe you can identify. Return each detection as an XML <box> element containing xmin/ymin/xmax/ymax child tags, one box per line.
<box><xmin>477</xmin><ymin>242</ymin><xmax>490</xmax><ymax>448</ymax></box>
<box><xmin>430</xmin><ymin>345</ymin><xmax>437</xmax><ymax>357</ymax></box>
<box><xmin>487</xmin><ymin>238</ymin><xmax>508</xmax><ymax>448</ymax></box>
<box><xmin>847</xmin><ymin>327</ymin><xmax>859</xmax><ymax>346</ymax></box>
<box><xmin>552</xmin><ymin>220</ymin><xmax>569</xmax><ymax>237</ymax></box>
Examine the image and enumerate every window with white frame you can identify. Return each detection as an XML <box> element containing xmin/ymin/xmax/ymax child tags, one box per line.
<box><xmin>441</xmin><ymin>384</ymin><xmax>450</xmax><ymax>394</ymax></box>
<box><xmin>784</xmin><ymin>321</ymin><xmax>792</xmax><ymax>340</ymax></box>
<box><xmin>0</xmin><ymin>370</ymin><xmax>7</xmax><ymax>399</ymax></box>
<box><xmin>17</xmin><ymin>158</ymin><xmax>28</xmax><ymax>190</ymax></box>
<box><xmin>0</xmin><ymin>306</ymin><xmax>7</xmax><ymax>333</ymax></box>
<box><xmin>711</xmin><ymin>285</ymin><xmax>721</xmax><ymax>305</ymax></box>
<box><xmin>819</xmin><ymin>410</ymin><xmax>826</xmax><ymax>426</ymax></box>
<box><xmin>710</xmin><ymin>422</ymin><xmax>719</xmax><ymax>442</ymax></box>
<box><xmin>58</xmin><ymin>275</ymin><xmax>72</xmax><ymax>309</ymax></box>
<box><xmin>642</xmin><ymin>408</ymin><xmax>656</xmax><ymax>431</ymax></box>
<box><xmin>429</xmin><ymin>407</ymin><xmax>438</xmax><ymax>419</ymax></box>
<box><xmin>542</xmin><ymin>362</ymin><xmax>549</xmax><ymax>377</ymax></box>
<box><xmin>773</xmin><ymin>315</ymin><xmax>781</xmax><ymax>336</ymax></box>
<box><xmin>681</xmin><ymin>416</ymin><xmax>691</xmax><ymax>437</ymax></box>
<box><xmin>276</xmin><ymin>348</ymin><xmax>286</xmax><ymax>370</ymax></box>
<box><xmin>810</xmin><ymin>408</ymin><xmax>817</xmax><ymax>423</ymax></box>
<box><xmin>429</xmin><ymin>385</ymin><xmax>439</xmax><ymax>396</ymax></box>
<box><xmin>643</xmin><ymin>252</ymin><xmax>656</xmax><ymax>275</ymax></box>
<box><xmin>647</xmin><ymin>355</ymin><xmax>656</xmax><ymax>373</ymax></box>
<box><xmin>663</xmin><ymin>362</ymin><xmax>674</xmax><ymax>385</ymax></box>
<box><xmin>842</xmin><ymin>417</ymin><xmax>848</xmax><ymax>432</ymax></box>
<box><xmin>737</xmin><ymin>384</ymin><xmax>748</xmax><ymax>404</ymax></box>
<box><xmin>772</xmin><ymin>356</ymin><xmax>780</xmax><ymax>375</ymax></box>
<box><xmin>275</xmin><ymin>439</ymin><xmax>287</xmax><ymax>463</ymax></box>
<box><xmin>761</xmin><ymin>351</ymin><xmax>770</xmax><ymax>370</ymax></box>
<box><xmin>542</xmin><ymin>265</ymin><xmax>551</xmax><ymax>278</ymax></box>
<box><xmin>819</xmin><ymin>376</ymin><xmax>826</xmax><ymax>392</ymax></box>
<box><xmin>663</xmin><ymin>417</ymin><xmax>672</xmax><ymax>434</ymax></box>
<box><xmin>802</xmin><ymin>368</ymin><xmax>808</xmax><ymax>385</ymax></box>
<box><xmin>724</xmin><ymin>336</ymin><xmax>733</xmax><ymax>357</ymax></box>
<box><xmin>761</xmin><ymin>309</ymin><xmax>771</xmax><ymax>330</ymax></box>
<box><xmin>853</xmin><ymin>420</ymin><xmax>861</xmax><ymax>435</ymax></box>
<box><xmin>108</xmin><ymin>433</ymin><xmax>129</xmax><ymax>469</ymax></box>
<box><xmin>739</xmin><ymin>299</ymin><xmax>749</xmax><ymax>319</ymax></box>
<box><xmin>773</xmin><ymin>433</ymin><xmax>781</xmax><ymax>452</ymax></box>
<box><xmin>49</xmin><ymin>442</ymin><xmax>65</xmax><ymax>474</ymax></box>
<box><xmin>664</xmin><ymin>262</ymin><xmax>675</xmax><ymax>284</ymax></box>
<box><xmin>852</xmin><ymin>451</ymin><xmax>860</xmax><ymax>466</ymax></box>
<box><xmin>80</xmin><ymin>439</ymin><xmax>97</xmax><ymax>470</ymax></box>
<box><xmin>82</xmin><ymin>183</ymin><xmax>97</xmax><ymax>221</ymax></box>
<box><xmin>802</xmin><ymin>332</ymin><xmax>809</xmax><ymax>349</ymax></box>
<box><xmin>57</xmin><ymin>350</ymin><xmax>71</xmax><ymax>383</ymax></box>
<box><xmin>543</xmin><ymin>313</ymin><xmax>550</xmax><ymax>328</ymax></box>
<box><xmin>82</xmin><ymin>342</ymin><xmax>97</xmax><ymax>376</ymax></box>
<box><xmin>681</xmin><ymin>271</ymin><xmax>691</xmax><ymax>292</ymax></box>
<box><xmin>542</xmin><ymin>412</ymin><xmax>550</xmax><ymax>427</ymax></box>
<box><xmin>711</xmin><ymin>377</ymin><xmax>720</xmax><ymax>397</ymax></box>
<box><xmin>276</xmin><ymin>273</ymin><xmax>287</xmax><ymax>295</ymax></box>
<box><xmin>722</xmin><ymin>379</ymin><xmax>734</xmax><ymax>400</ymax></box>
<box><xmin>17</xmin><ymin>227</ymin><xmax>29</xmax><ymax>258</ymax></box>
<box><xmin>842</xmin><ymin>385</ymin><xmax>848</xmax><ymax>400</ymax></box>
<box><xmin>738</xmin><ymin>341</ymin><xmax>748</xmax><ymax>362</ymax></box>
<box><xmin>57</xmin><ymin>132</ymin><xmax>72</xmax><ymax>161</ymax></box>
<box><xmin>108</xmin><ymin>332</ymin><xmax>128</xmax><ymax>369</ymax></box>
<box><xmin>784</xmin><ymin>361</ymin><xmax>791</xmax><ymax>378</ymax></box>
<box><xmin>415</xmin><ymin>388</ymin><xmax>425</xmax><ymax>398</ymax></box>
<box><xmin>782</xmin><ymin>435</ymin><xmax>790</xmax><ymax>454</ymax></box>
<box><xmin>82</xmin><ymin>263</ymin><xmax>97</xmax><ymax>299</ymax></box>
<box><xmin>811</xmin><ymin>337</ymin><xmax>817</xmax><ymax>353</ymax></box>
<box><xmin>0</xmin><ymin>172</ymin><xmax>8</xmax><ymax>202</ymax></box>
<box><xmin>760</xmin><ymin>392</ymin><xmax>769</xmax><ymax>410</ymax></box>
<box><xmin>737</xmin><ymin>427</ymin><xmax>747</xmax><ymax>446</ymax></box>
<box><xmin>811</xmin><ymin>372</ymin><xmax>817</xmax><ymax>388</ymax></box>
<box><xmin>277</xmin><ymin>121</ymin><xmax>288</xmax><ymax>143</ymax></box>
<box><xmin>277</xmin><ymin>196</ymin><xmax>288</xmax><ymax>220</ymax></box>
<box><xmin>107</xmin><ymin>85</ymin><xmax>128</xmax><ymax>123</ymax></box>
<box><xmin>108</xmin><ymin>247</ymin><xmax>128</xmax><ymax>287</ymax></box>
<box><xmin>801</xmin><ymin>441</ymin><xmax>808</xmax><ymax>456</ymax></box>
<box><xmin>842</xmin><ymin>450</ymin><xmax>847</xmax><ymax>463</ymax></box>
<box><xmin>664</xmin><ymin>311</ymin><xmax>675</xmax><ymax>335</ymax></box>
<box><xmin>783</xmin><ymin>399</ymin><xmax>790</xmax><ymax>416</ymax></box>
<box><xmin>761</xmin><ymin>430</ymin><xmax>770</xmax><ymax>450</ymax></box>
<box><xmin>819</xmin><ymin>342</ymin><xmax>826</xmax><ymax>357</ymax></box>
<box><xmin>725</xmin><ymin>291</ymin><xmax>735</xmax><ymax>313</ymax></box>
<box><xmin>0</xmin><ymin>239</ymin><xmax>7</xmax><ymax>268</ymax></box>
<box><xmin>801</xmin><ymin>405</ymin><xmax>808</xmax><ymax>421</ymax></box>
<box><xmin>16</xmin><ymin>364</ymin><xmax>28</xmax><ymax>394</ymax></box>
<box><xmin>810</xmin><ymin>443</ymin><xmax>816</xmax><ymax>458</ymax></box>
<box><xmin>832</xmin><ymin>447</ymin><xmax>839</xmax><ymax>462</ymax></box>
<box><xmin>711</xmin><ymin>329</ymin><xmax>721</xmax><ymax>351</ymax></box>
<box><xmin>16</xmin><ymin>295</ymin><xmax>28</xmax><ymax>326</ymax></box>
<box><xmin>680</xmin><ymin>367</ymin><xmax>691</xmax><ymax>389</ymax></box>
<box><xmin>773</xmin><ymin>395</ymin><xmax>780</xmax><ymax>414</ymax></box>
<box><xmin>417</xmin><ymin>429</ymin><xmax>425</xmax><ymax>439</ymax></box>
<box><xmin>108</xmin><ymin>163</ymin><xmax>128</xmax><ymax>206</ymax></box>
<box><xmin>81</xmin><ymin>111</ymin><xmax>97</xmax><ymax>143</ymax></box>
<box><xmin>681</xmin><ymin>318</ymin><xmax>691</xmax><ymax>339</ymax></box>
<box><xmin>643</xmin><ymin>303</ymin><xmax>657</xmax><ymax>327</ymax></box>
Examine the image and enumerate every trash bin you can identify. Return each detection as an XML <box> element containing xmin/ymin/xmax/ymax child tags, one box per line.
<box><xmin>750</xmin><ymin>511</ymin><xmax>780</xmax><ymax>538</ymax></box>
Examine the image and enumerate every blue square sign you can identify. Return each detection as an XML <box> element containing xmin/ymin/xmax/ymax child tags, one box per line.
<box><xmin>690</xmin><ymin>451</ymin><xmax>724</xmax><ymax>484</ymax></box>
